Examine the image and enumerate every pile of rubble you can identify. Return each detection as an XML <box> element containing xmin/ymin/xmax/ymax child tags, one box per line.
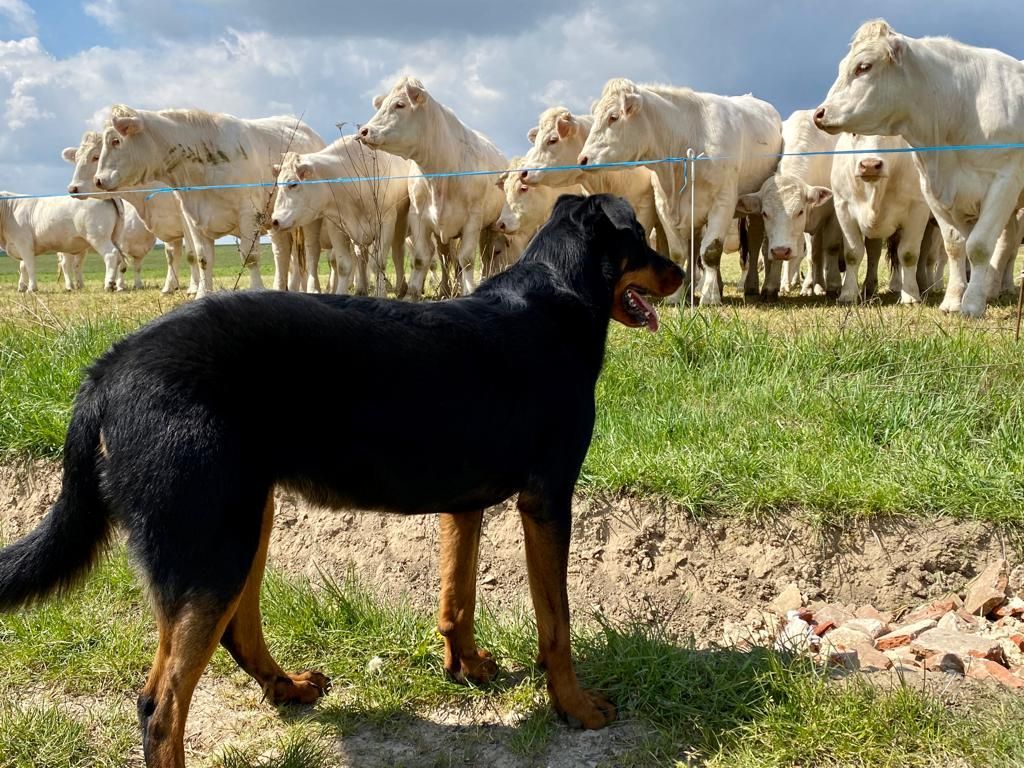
<box><xmin>723</xmin><ymin>560</ymin><xmax>1024</xmax><ymax>689</ymax></box>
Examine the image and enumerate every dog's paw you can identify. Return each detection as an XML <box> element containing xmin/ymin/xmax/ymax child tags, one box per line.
<box><xmin>266</xmin><ymin>670</ymin><xmax>331</xmax><ymax>705</ymax></box>
<box><xmin>557</xmin><ymin>689</ymin><xmax>617</xmax><ymax>730</ymax></box>
<box><xmin>447</xmin><ymin>648</ymin><xmax>499</xmax><ymax>685</ymax></box>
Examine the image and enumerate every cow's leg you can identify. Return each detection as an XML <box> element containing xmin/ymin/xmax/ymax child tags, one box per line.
<box><xmin>235</xmin><ymin>209</ymin><xmax>265</xmax><ymax>291</ymax></box>
<box><xmin>90</xmin><ymin>235</ymin><xmax>121</xmax><ymax>293</ymax></box>
<box><xmin>897</xmin><ymin>212</ymin><xmax>929</xmax><ymax>305</ymax></box>
<box><xmin>987</xmin><ymin>219</ymin><xmax>1019</xmax><ymax>300</ymax></box>
<box><xmin>742</xmin><ymin>216</ymin><xmax>764</xmax><ymax>298</ymax></box>
<box><xmin>518</xmin><ymin>491</ymin><xmax>615</xmax><ymax>729</ymax></box>
<box><xmin>16</xmin><ymin>258</ymin><xmax>29</xmax><ymax>293</ymax></box>
<box><xmin>699</xmin><ymin>192</ymin><xmax>739</xmax><ymax>306</ymax></box>
<box><xmin>960</xmin><ymin>177</ymin><xmax>1023</xmax><ymax>318</ymax></box>
<box><xmin>391</xmin><ymin>209</ymin><xmax>409</xmax><ymax>299</ymax></box>
<box><xmin>327</xmin><ymin>228</ymin><xmax>355</xmax><ymax>296</ymax></box>
<box><xmin>933</xmin><ymin>214</ymin><xmax>967</xmax><ymax>313</ymax></box>
<box><xmin>455</xmin><ymin>213</ymin><xmax>484</xmax><ymax>296</ymax></box>
<box><xmin>268</xmin><ymin>228</ymin><xmax>292</xmax><ymax>292</ymax></box>
<box><xmin>58</xmin><ymin>252</ymin><xmax>74</xmax><ymax>291</ymax></box>
<box><xmin>132</xmin><ymin>255</ymin><xmax>144</xmax><ymax>290</ymax></box>
<box><xmin>181</xmin><ymin>213</ymin><xmax>216</xmax><ymax>298</ymax></box>
<box><xmin>162</xmin><ymin>240</ymin><xmax>182</xmax><ymax>294</ymax></box>
<box><xmin>863</xmin><ymin>238</ymin><xmax>882</xmax><ymax>299</ymax></box>
<box><xmin>405</xmin><ymin>214</ymin><xmax>434</xmax><ymax>302</ymax></box>
<box><xmin>302</xmin><ymin>220</ymin><xmax>322</xmax><ymax>294</ymax></box>
<box><xmin>286</xmin><ymin>236</ymin><xmax>305</xmax><ymax>293</ymax></box>
<box><xmin>835</xmin><ymin>203</ymin><xmax>865</xmax><ymax>304</ymax></box>
<box><xmin>368</xmin><ymin>212</ymin><xmax>398</xmax><ymax>298</ymax></box>
<box><xmin>352</xmin><ymin>244</ymin><xmax>369</xmax><ymax>296</ymax></box>
<box><xmin>438</xmin><ymin>511</ymin><xmax>497</xmax><ymax>684</ymax></box>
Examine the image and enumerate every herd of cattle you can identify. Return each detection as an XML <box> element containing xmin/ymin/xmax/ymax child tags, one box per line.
<box><xmin>3</xmin><ymin>19</ymin><xmax>1024</xmax><ymax>318</ymax></box>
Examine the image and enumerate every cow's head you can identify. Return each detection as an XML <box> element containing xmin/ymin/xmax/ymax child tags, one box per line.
<box><xmin>356</xmin><ymin>76</ymin><xmax>429</xmax><ymax>158</ymax></box>
<box><xmin>94</xmin><ymin>105</ymin><xmax>152</xmax><ymax>191</ymax></box>
<box><xmin>62</xmin><ymin>131</ymin><xmax>104</xmax><ymax>198</ymax></box>
<box><xmin>270</xmin><ymin>151</ymin><xmax>319</xmax><ymax>231</ymax></box>
<box><xmin>578</xmin><ymin>79</ymin><xmax>649</xmax><ymax>168</ymax></box>
<box><xmin>520</xmin><ymin>107</ymin><xmax>588</xmax><ymax>187</ymax></box>
<box><xmin>736</xmin><ymin>176</ymin><xmax>832</xmax><ymax>262</ymax></box>
<box><xmin>814</xmin><ymin>19</ymin><xmax>910</xmax><ymax>136</ymax></box>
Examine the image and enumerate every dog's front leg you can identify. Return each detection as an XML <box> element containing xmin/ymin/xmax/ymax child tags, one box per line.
<box><xmin>518</xmin><ymin>494</ymin><xmax>616</xmax><ymax>729</ymax></box>
<box><xmin>438</xmin><ymin>511</ymin><xmax>497</xmax><ymax>684</ymax></box>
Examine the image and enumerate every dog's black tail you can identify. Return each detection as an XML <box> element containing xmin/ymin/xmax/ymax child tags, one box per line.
<box><xmin>0</xmin><ymin>386</ymin><xmax>111</xmax><ymax>610</ymax></box>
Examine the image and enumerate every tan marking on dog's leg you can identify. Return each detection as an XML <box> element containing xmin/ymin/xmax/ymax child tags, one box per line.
<box><xmin>519</xmin><ymin>506</ymin><xmax>615</xmax><ymax>730</ymax></box>
<box><xmin>220</xmin><ymin>494</ymin><xmax>330</xmax><ymax>703</ymax></box>
<box><xmin>138</xmin><ymin>598</ymin><xmax>240</xmax><ymax>768</ymax></box>
<box><xmin>437</xmin><ymin>510</ymin><xmax>496</xmax><ymax>684</ymax></box>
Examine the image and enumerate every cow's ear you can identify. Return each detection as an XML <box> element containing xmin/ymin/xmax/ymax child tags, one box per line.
<box><xmin>806</xmin><ymin>186</ymin><xmax>832</xmax><ymax>207</ymax></box>
<box><xmin>372</xmin><ymin>93</ymin><xmax>385</xmax><ymax>110</ymax></box>
<box><xmin>272</xmin><ymin>162</ymin><xmax>282</xmax><ymax>175</ymax></box>
<box><xmin>113</xmin><ymin>115</ymin><xmax>142</xmax><ymax>137</ymax></box>
<box><xmin>622</xmin><ymin>91</ymin><xmax>642</xmax><ymax>117</ymax></box>
<box><xmin>527</xmin><ymin>126</ymin><xmax>539</xmax><ymax>143</ymax></box>
<box><xmin>296</xmin><ymin>162</ymin><xmax>313</xmax><ymax>181</ymax></box>
<box><xmin>887</xmin><ymin>34</ymin><xmax>904</xmax><ymax>64</ymax></box>
<box><xmin>496</xmin><ymin>171</ymin><xmax>508</xmax><ymax>188</ymax></box>
<box><xmin>555</xmin><ymin>114</ymin><xmax>575</xmax><ymax>138</ymax></box>
<box><xmin>735</xmin><ymin>194</ymin><xmax>762</xmax><ymax>216</ymax></box>
<box><xmin>405</xmin><ymin>81</ymin><xmax>427</xmax><ymax>106</ymax></box>
<box><xmin>61</xmin><ymin>147</ymin><xmax>77</xmax><ymax>163</ymax></box>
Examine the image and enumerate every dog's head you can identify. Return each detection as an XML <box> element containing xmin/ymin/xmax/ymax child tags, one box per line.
<box><xmin>551</xmin><ymin>194</ymin><xmax>683</xmax><ymax>331</ymax></box>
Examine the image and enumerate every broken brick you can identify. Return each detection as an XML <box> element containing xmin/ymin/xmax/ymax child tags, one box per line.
<box><xmin>967</xmin><ymin>658</ymin><xmax>1024</xmax><ymax>689</ymax></box>
<box><xmin>910</xmin><ymin>628</ymin><xmax>1005</xmax><ymax>665</ymax></box>
<box><xmin>876</xmin><ymin>619</ymin><xmax>938</xmax><ymax>650</ymax></box>
<box><xmin>964</xmin><ymin>560</ymin><xmax>1010</xmax><ymax>617</ymax></box>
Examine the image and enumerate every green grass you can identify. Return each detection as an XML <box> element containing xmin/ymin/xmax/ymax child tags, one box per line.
<box><xmin>0</xmin><ymin>551</ymin><xmax>1021</xmax><ymax>767</ymax></box>
<box><xmin>2</xmin><ymin>279</ymin><xmax>1023</xmax><ymax>521</ymax></box>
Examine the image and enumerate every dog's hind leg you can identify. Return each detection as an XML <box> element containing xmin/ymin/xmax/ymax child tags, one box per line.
<box><xmin>438</xmin><ymin>511</ymin><xmax>497</xmax><ymax>684</ymax></box>
<box><xmin>219</xmin><ymin>494</ymin><xmax>330</xmax><ymax>703</ymax></box>
<box><xmin>138</xmin><ymin>596</ymin><xmax>240</xmax><ymax>768</ymax></box>
<box><xmin>518</xmin><ymin>492</ymin><xmax>616</xmax><ymax>730</ymax></box>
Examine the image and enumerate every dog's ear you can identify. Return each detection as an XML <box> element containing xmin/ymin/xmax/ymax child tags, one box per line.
<box><xmin>596</xmin><ymin>195</ymin><xmax>636</xmax><ymax>231</ymax></box>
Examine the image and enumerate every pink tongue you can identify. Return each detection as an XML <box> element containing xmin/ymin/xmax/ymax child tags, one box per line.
<box><xmin>628</xmin><ymin>288</ymin><xmax>659</xmax><ymax>333</ymax></box>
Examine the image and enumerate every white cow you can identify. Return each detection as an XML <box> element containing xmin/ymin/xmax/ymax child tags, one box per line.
<box><xmin>815</xmin><ymin>19</ymin><xmax>1024</xmax><ymax>317</ymax></box>
<box><xmin>495</xmin><ymin>157</ymin><xmax>582</xmax><ymax>268</ymax></box>
<box><xmin>518</xmin><ymin>107</ymin><xmax>667</xmax><ymax>257</ymax></box>
<box><xmin>0</xmin><ymin>193</ymin><xmax>122</xmax><ymax>292</ymax></box>
<box><xmin>93</xmin><ymin>105</ymin><xmax>325</xmax><ymax>297</ymax></box>
<box><xmin>271</xmin><ymin>136</ymin><xmax>411</xmax><ymax>297</ymax></box>
<box><xmin>735</xmin><ymin>109</ymin><xmax>842</xmax><ymax>297</ymax></box>
<box><xmin>64</xmin><ymin>131</ymin><xmax>199</xmax><ymax>294</ymax></box>
<box><xmin>579</xmin><ymin>78</ymin><xmax>782</xmax><ymax>305</ymax></box>
<box><xmin>357</xmin><ymin>77</ymin><xmax>506</xmax><ymax>300</ymax></box>
<box><xmin>830</xmin><ymin>133</ymin><xmax>932</xmax><ymax>304</ymax></box>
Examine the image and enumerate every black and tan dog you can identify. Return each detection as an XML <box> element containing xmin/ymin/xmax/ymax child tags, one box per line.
<box><xmin>0</xmin><ymin>193</ymin><xmax>682</xmax><ymax>767</ymax></box>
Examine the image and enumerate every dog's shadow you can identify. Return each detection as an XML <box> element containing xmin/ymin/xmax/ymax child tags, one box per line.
<box><xmin>268</xmin><ymin>623</ymin><xmax>806</xmax><ymax>768</ymax></box>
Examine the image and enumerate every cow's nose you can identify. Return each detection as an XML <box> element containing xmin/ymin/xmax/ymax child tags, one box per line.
<box><xmin>68</xmin><ymin>184</ymin><xmax>79</xmax><ymax>195</ymax></box>
<box><xmin>271</xmin><ymin>218</ymin><xmax>280</xmax><ymax>229</ymax></box>
<box><xmin>813</xmin><ymin>107</ymin><xmax>826</xmax><ymax>127</ymax></box>
<box><xmin>859</xmin><ymin>159</ymin><xmax>884</xmax><ymax>174</ymax></box>
<box><xmin>771</xmin><ymin>246</ymin><xmax>792</xmax><ymax>260</ymax></box>
<box><xmin>578</xmin><ymin>155</ymin><xmax>589</xmax><ymax>166</ymax></box>
<box><xmin>498</xmin><ymin>221</ymin><xmax>506</xmax><ymax>231</ymax></box>
<box><xmin>519</xmin><ymin>170</ymin><xmax>529</xmax><ymax>182</ymax></box>
<box><xmin>93</xmin><ymin>177</ymin><xmax>104</xmax><ymax>190</ymax></box>
<box><xmin>359</xmin><ymin>127</ymin><xmax>369</xmax><ymax>138</ymax></box>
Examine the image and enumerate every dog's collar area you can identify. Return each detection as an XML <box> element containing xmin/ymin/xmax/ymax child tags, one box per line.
<box><xmin>623</xmin><ymin>287</ymin><xmax>659</xmax><ymax>332</ymax></box>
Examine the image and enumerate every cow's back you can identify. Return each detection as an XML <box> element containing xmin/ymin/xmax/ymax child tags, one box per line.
<box><xmin>779</xmin><ymin>109</ymin><xmax>838</xmax><ymax>187</ymax></box>
<box><xmin>708</xmin><ymin>94</ymin><xmax>782</xmax><ymax>194</ymax></box>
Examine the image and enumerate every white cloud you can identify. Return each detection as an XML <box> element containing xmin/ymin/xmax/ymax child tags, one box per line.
<box><xmin>82</xmin><ymin>0</ymin><xmax>120</xmax><ymax>29</ymax></box>
<box><xmin>0</xmin><ymin>0</ymin><xmax>36</xmax><ymax>36</ymax></box>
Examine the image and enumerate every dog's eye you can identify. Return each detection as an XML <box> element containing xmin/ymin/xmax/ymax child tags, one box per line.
<box><xmin>855</xmin><ymin>62</ymin><xmax>872</xmax><ymax>76</ymax></box>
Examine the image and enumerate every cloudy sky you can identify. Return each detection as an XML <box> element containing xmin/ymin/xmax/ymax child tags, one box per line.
<box><xmin>1</xmin><ymin>0</ymin><xmax>1023</xmax><ymax>198</ymax></box>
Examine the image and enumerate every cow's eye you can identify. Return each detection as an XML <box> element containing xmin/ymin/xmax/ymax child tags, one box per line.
<box><xmin>287</xmin><ymin>182</ymin><xmax>298</xmax><ymax>190</ymax></box>
<box><xmin>608</xmin><ymin>113</ymin><xmax>619</xmax><ymax>124</ymax></box>
<box><xmin>111</xmin><ymin>138</ymin><xmax>120</xmax><ymax>148</ymax></box>
<box><xmin>547</xmin><ymin>135</ymin><xmax>558</xmax><ymax>144</ymax></box>
<box><xmin>394</xmin><ymin>101</ymin><xmax>405</xmax><ymax>109</ymax></box>
<box><xmin>797</xmin><ymin>209</ymin><xmax>805</xmax><ymax>216</ymax></box>
<box><xmin>855</xmin><ymin>62</ymin><xmax>872</xmax><ymax>76</ymax></box>
<box><xmin>762</xmin><ymin>212</ymin><xmax>770</xmax><ymax>220</ymax></box>
<box><xmin>91</xmin><ymin>156</ymin><xmax>99</xmax><ymax>163</ymax></box>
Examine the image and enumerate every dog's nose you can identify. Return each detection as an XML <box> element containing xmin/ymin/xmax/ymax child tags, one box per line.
<box><xmin>771</xmin><ymin>246</ymin><xmax>792</xmax><ymax>260</ymax></box>
<box><xmin>813</xmin><ymin>107</ymin><xmax>826</xmax><ymax>127</ymax></box>
<box><xmin>578</xmin><ymin>155</ymin><xmax>589</xmax><ymax>166</ymax></box>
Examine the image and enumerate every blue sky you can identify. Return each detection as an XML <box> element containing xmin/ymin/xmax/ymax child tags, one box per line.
<box><xmin>1</xmin><ymin>1</ymin><xmax>1023</xmax><ymax>199</ymax></box>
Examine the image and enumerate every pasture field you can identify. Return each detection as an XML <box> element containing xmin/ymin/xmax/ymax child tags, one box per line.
<box><xmin>1</xmin><ymin>244</ymin><xmax>1024</xmax><ymax>767</ymax></box>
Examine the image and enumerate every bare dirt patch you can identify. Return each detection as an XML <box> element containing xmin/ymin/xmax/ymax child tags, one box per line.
<box><xmin>3</xmin><ymin>460</ymin><xmax>1022</xmax><ymax>767</ymax></box>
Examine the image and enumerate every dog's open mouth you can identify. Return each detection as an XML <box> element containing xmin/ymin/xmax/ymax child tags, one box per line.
<box><xmin>623</xmin><ymin>286</ymin><xmax>659</xmax><ymax>332</ymax></box>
